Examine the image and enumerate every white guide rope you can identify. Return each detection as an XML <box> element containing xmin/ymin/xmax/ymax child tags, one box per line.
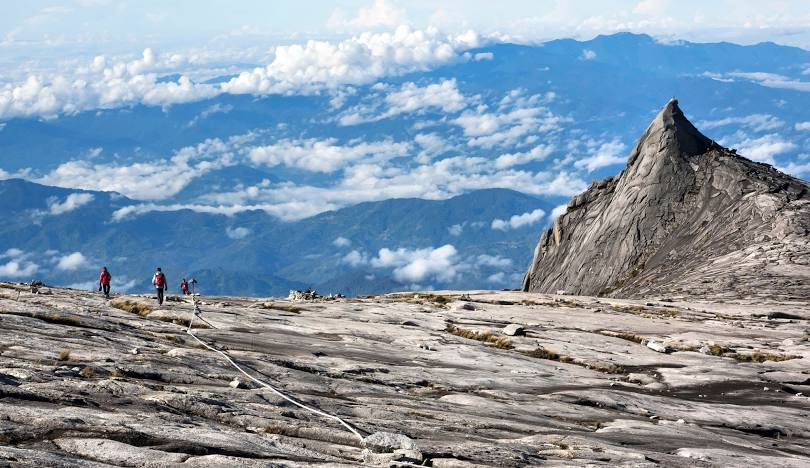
<box><xmin>184</xmin><ymin>299</ymin><xmax>364</xmax><ymax>441</ymax></box>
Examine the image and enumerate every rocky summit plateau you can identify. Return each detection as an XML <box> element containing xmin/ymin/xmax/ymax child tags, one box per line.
<box><xmin>523</xmin><ymin>99</ymin><xmax>810</xmax><ymax>300</ymax></box>
<box><xmin>1</xmin><ymin>283</ymin><xmax>809</xmax><ymax>466</ymax></box>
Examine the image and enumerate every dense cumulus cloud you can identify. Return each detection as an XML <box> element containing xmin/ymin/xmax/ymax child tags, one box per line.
<box><xmin>491</xmin><ymin>209</ymin><xmax>545</xmax><ymax>230</ymax></box>
<box><xmin>0</xmin><ymin>27</ymin><xmax>480</xmax><ymax>120</ymax></box>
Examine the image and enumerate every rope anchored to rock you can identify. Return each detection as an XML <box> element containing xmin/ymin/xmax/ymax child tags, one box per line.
<box><xmin>183</xmin><ymin>294</ymin><xmax>364</xmax><ymax>441</ymax></box>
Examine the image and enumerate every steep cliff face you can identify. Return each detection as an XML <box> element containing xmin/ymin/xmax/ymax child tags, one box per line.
<box><xmin>523</xmin><ymin>99</ymin><xmax>810</xmax><ymax>300</ymax></box>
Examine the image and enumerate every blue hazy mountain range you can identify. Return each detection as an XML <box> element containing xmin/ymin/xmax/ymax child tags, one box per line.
<box><xmin>0</xmin><ymin>179</ymin><xmax>550</xmax><ymax>295</ymax></box>
<box><xmin>1</xmin><ymin>33</ymin><xmax>809</xmax><ymax>294</ymax></box>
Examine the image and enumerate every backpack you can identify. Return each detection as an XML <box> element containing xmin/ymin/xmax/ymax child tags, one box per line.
<box><xmin>155</xmin><ymin>273</ymin><xmax>165</xmax><ymax>287</ymax></box>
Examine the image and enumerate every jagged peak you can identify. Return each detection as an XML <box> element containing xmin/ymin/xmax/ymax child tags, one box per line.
<box><xmin>627</xmin><ymin>99</ymin><xmax>713</xmax><ymax>166</ymax></box>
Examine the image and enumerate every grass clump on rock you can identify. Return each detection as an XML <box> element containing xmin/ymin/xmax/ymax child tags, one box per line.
<box><xmin>734</xmin><ymin>351</ymin><xmax>801</xmax><ymax>363</ymax></box>
<box><xmin>446</xmin><ymin>324</ymin><xmax>513</xmax><ymax>349</ymax></box>
<box><xmin>57</xmin><ymin>348</ymin><xmax>71</xmax><ymax>361</ymax></box>
<box><xmin>110</xmin><ymin>299</ymin><xmax>152</xmax><ymax>317</ymax></box>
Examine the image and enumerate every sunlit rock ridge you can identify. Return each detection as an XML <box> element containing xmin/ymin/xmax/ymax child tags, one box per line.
<box><xmin>523</xmin><ymin>99</ymin><xmax>810</xmax><ymax>299</ymax></box>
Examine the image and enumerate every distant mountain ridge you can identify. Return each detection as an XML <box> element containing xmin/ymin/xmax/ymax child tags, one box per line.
<box><xmin>523</xmin><ymin>99</ymin><xmax>810</xmax><ymax>300</ymax></box>
<box><xmin>0</xmin><ymin>180</ymin><xmax>550</xmax><ymax>296</ymax></box>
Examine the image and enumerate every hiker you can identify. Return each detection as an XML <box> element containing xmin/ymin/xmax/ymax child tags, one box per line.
<box><xmin>180</xmin><ymin>278</ymin><xmax>190</xmax><ymax>295</ymax></box>
<box><xmin>98</xmin><ymin>266</ymin><xmax>111</xmax><ymax>298</ymax></box>
<box><xmin>152</xmin><ymin>267</ymin><xmax>168</xmax><ymax>305</ymax></box>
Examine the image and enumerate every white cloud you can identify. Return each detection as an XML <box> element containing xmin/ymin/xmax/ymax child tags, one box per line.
<box><xmin>0</xmin><ymin>49</ymin><xmax>219</xmax><ymax>120</ymax></box>
<box><xmin>494</xmin><ymin>144</ymin><xmax>554</xmax><ymax>169</ymax></box>
<box><xmin>453</xmin><ymin>90</ymin><xmax>566</xmax><ymax>149</ymax></box>
<box><xmin>188</xmin><ymin>102</ymin><xmax>233</xmax><ymax>127</ymax></box>
<box><xmin>795</xmin><ymin>122</ymin><xmax>810</xmax><ymax>131</ymax></box>
<box><xmin>2</xmin><ymin>248</ymin><xmax>26</xmax><ymax>259</ymax></box>
<box><xmin>333</xmin><ymin>236</ymin><xmax>352</xmax><ymax>247</ymax></box>
<box><xmin>473</xmin><ymin>52</ymin><xmax>494</xmax><ymax>61</ymax></box>
<box><xmin>633</xmin><ymin>0</ymin><xmax>671</xmax><ymax>15</ymax></box>
<box><xmin>37</xmin><ymin>134</ymin><xmax>250</xmax><ymax>200</ymax></box>
<box><xmin>580</xmin><ymin>49</ymin><xmax>597</xmax><ymax>60</ymax></box>
<box><xmin>475</xmin><ymin>254</ymin><xmax>512</xmax><ymax>268</ymax></box>
<box><xmin>731</xmin><ymin>133</ymin><xmax>797</xmax><ymax>165</ymax></box>
<box><xmin>327</xmin><ymin>0</ymin><xmax>406</xmax><ymax>31</ymax></box>
<box><xmin>486</xmin><ymin>272</ymin><xmax>506</xmax><ymax>284</ymax></box>
<box><xmin>46</xmin><ymin>192</ymin><xmax>94</xmax><ymax>215</ymax></box>
<box><xmin>222</xmin><ymin>26</ymin><xmax>479</xmax><ymax>96</ymax></box>
<box><xmin>56</xmin><ymin>252</ymin><xmax>87</xmax><ymax>271</ymax></box>
<box><xmin>726</xmin><ymin>71</ymin><xmax>810</xmax><ymax>93</ymax></box>
<box><xmin>371</xmin><ymin>244</ymin><xmax>459</xmax><ymax>283</ymax></box>
<box><xmin>698</xmin><ymin>114</ymin><xmax>784</xmax><ymax>132</ymax></box>
<box><xmin>225</xmin><ymin>226</ymin><xmax>250</xmax><ymax>239</ymax></box>
<box><xmin>781</xmin><ymin>157</ymin><xmax>810</xmax><ymax>176</ymax></box>
<box><xmin>551</xmin><ymin>204</ymin><xmax>568</xmax><ymax>221</ymax></box>
<box><xmin>342</xmin><ymin>249</ymin><xmax>369</xmax><ymax>266</ymax></box>
<box><xmin>110</xmin><ymin>146</ymin><xmax>587</xmax><ymax>222</ymax></box>
<box><xmin>0</xmin><ymin>27</ymin><xmax>480</xmax><ymax>120</ymax></box>
<box><xmin>573</xmin><ymin>139</ymin><xmax>627</xmax><ymax>172</ymax></box>
<box><xmin>447</xmin><ymin>223</ymin><xmax>464</xmax><ymax>236</ymax></box>
<box><xmin>248</xmin><ymin>138</ymin><xmax>410</xmax><ymax>173</ymax></box>
<box><xmin>491</xmin><ymin>208</ymin><xmax>545</xmax><ymax>230</ymax></box>
<box><xmin>339</xmin><ymin>79</ymin><xmax>469</xmax><ymax>125</ymax></box>
<box><xmin>0</xmin><ymin>260</ymin><xmax>39</xmax><ymax>278</ymax></box>
<box><xmin>86</xmin><ymin>147</ymin><xmax>103</xmax><ymax>158</ymax></box>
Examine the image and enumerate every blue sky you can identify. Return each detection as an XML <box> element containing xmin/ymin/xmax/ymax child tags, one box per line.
<box><xmin>3</xmin><ymin>0</ymin><xmax>810</xmax><ymax>59</ymax></box>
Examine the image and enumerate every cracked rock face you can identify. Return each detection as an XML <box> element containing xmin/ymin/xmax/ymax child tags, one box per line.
<box><xmin>523</xmin><ymin>99</ymin><xmax>810</xmax><ymax>300</ymax></box>
<box><xmin>1</xmin><ymin>284</ymin><xmax>809</xmax><ymax>466</ymax></box>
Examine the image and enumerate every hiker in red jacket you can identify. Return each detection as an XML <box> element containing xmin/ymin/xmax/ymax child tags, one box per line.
<box><xmin>98</xmin><ymin>266</ymin><xmax>111</xmax><ymax>299</ymax></box>
<box><xmin>152</xmin><ymin>267</ymin><xmax>168</xmax><ymax>305</ymax></box>
<box><xmin>180</xmin><ymin>278</ymin><xmax>190</xmax><ymax>295</ymax></box>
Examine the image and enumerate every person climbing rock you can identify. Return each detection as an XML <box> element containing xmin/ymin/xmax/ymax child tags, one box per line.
<box><xmin>98</xmin><ymin>266</ymin><xmax>111</xmax><ymax>299</ymax></box>
<box><xmin>152</xmin><ymin>267</ymin><xmax>168</xmax><ymax>305</ymax></box>
<box><xmin>180</xmin><ymin>278</ymin><xmax>190</xmax><ymax>295</ymax></box>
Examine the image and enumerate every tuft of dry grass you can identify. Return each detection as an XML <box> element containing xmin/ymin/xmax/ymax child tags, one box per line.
<box><xmin>614</xmin><ymin>332</ymin><xmax>644</xmax><ymax>344</ymax></box>
<box><xmin>79</xmin><ymin>367</ymin><xmax>95</xmax><ymax>378</ymax></box>
<box><xmin>706</xmin><ymin>344</ymin><xmax>731</xmax><ymax>356</ymax></box>
<box><xmin>520</xmin><ymin>347</ymin><xmax>560</xmax><ymax>360</ymax></box>
<box><xmin>261</xmin><ymin>303</ymin><xmax>303</xmax><ymax>313</ymax></box>
<box><xmin>57</xmin><ymin>348</ymin><xmax>71</xmax><ymax>361</ymax></box>
<box><xmin>612</xmin><ymin>304</ymin><xmax>679</xmax><ymax>318</ymax></box>
<box><xmin>43</xmin><ymin>314</ymin><xmax>81</xmax><ymax>326</ymax></box>
<box><xmin>446</xmin><ymin>324</ymin><xmax>513</xmax><ymax>349</ymax></box>
<box><xmin>519</xmin><ymin>347</ymin><xmax>626</xmax><ymax>374</ymax></box>
<box><xmin>110</xmin><ymin>299</ymin><xmax>152</xmax><ymax>317</ymax></box>
<box><xmin>734</xmin><ymin>351</ymin><xmax>801</xmax><ymax>363</ymax></box>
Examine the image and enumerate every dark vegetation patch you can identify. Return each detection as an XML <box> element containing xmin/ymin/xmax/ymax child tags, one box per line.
<box><xmin>446</xmin><ymin>324</ymin><xmax>513</xmax><ymax>349</ymax></box>
<box><xmin>110</xmin><ymin>299</ymin><xmax>152</xmax><ymax>317</ymax></box>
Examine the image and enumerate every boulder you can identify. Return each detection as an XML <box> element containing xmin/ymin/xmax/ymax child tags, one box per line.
<box><xmin>502</xmin><ymin>324</ymin><xmax>525</xmax><ymax>336</ymax></box>
<box><xmin>363</xmin><ymin>431</ymin><xmax>418</xmax><ymax>452</ymax></box>
<box><xmin>645</xmin><ymin>340</ymin><xmax>668</xmax><ymax>353</ymax></box>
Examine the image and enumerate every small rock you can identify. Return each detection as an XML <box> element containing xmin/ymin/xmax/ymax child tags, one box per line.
<box><xmin>677</xmin><ymin>419</ymin><xmax>685</xmax><ymax>424</ymax></box>
<box><xmin>646</xmin><ymin>339</ymin><xmax>668</xmax><ymax>353</ymax></box>
<box><xmin>130</xmin><ymin>348</ymin><xmax>139</xmax><ymax>355</ymax></box>
<box><xmin>502</xmin><ymin>324</ymin><xmax>525</xmax><ymax>336</ymax></box>
<box><xmin>763</xmin><ymin>387</ymin><xmax>770</xmax><ymax>391</ymax></box>
<box><xmin>230</xmin><ymin>378</ymin><xmax>243</xmax><ymax>389</ymax></box>
<box><xmin>699</xmin><ymin>345</ymin><xmax>711</xmax><ymax>355</ymax></box>
<box><xmin>363</xmin><ymin>431</ymin><xmax>418</xmax><ymax>453</ymax></box>
<box><xmin>459</xmin><ymin>302</ymin><xmax>476</xmax><ymax>311</ymax></box>
<box><xmin>797</xmin><ymin>393</ymin><xmax>804</xmax><ymax>397</ymax></box>
<box><xmin>649</xmin><ymin>415</ymin><xmax>659</xmax><ymax>420</ymax></box>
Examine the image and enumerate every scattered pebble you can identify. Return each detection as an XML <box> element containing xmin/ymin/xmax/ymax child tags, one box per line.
<box><xmin>676</xmin><ymin>419</ymin><xmax>685</xmax><ymax>424</ymax></box>
<box><xmin>763</xmin><ymin>387</ymin><xmax>770</xmax><ymax>391</ymax></box>
<box><xmin>130</xmin><ymin>348</ymin><xmax>139</xmax><ymax>355</ymax></box>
